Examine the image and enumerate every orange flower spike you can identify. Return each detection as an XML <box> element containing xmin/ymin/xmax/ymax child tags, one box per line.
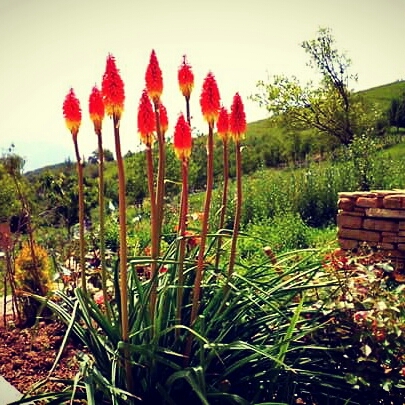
<box><xmin>159</xmin><ymin>102</ymin><xmax>168</xmax><ymax>135</ymax></box>
<box><xmin>173</xmin><ymin>113</ymin><xmax>192</xmax><ymax>161</ymax></box>
<box><xmin>178</xmin><ymin>55</ymin><xmax>194</xmax><ymax>99</ymax></box>
<box><xmin>145</xmin><ymin>50</ymin><xmax>163</xmax><ymax>104</ymax></box>
<box><xmin>89</xmin><ymin>85</ymin><xmax>105</xmax><ymax>134</ymax></box>
<box><xmin>217</xmin><ymin>106</ymin><xmax>229</xmax><ymax>141</ymax></box>
<box><xmin>101</xmin><ymin>54</ymin><xmax>125</xmax><ymax>120</ymax></box>
<box><xmin>63</xmin><ymin>88</ymin><xmax>81</xmax><ymax>137</ymax></box>
<box><xmin>200</xmin><ymin>72</ymin><xmax>220</xmax><ymax>126</ymax></box>
<box><xmin>229</xmin><ymin>92</ymin><xmax>246</xmax><ymax>142</ymax></box>
<box><xmin>137</xmin><ymin>90</ymin><xmax>156</xmax><ymax>146</ymax></box>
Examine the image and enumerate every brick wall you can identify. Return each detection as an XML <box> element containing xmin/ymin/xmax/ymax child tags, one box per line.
<box><xmin>337</xmin><ymin>190</ymin><xmax>405</xmax><ymax>267</ymax></box>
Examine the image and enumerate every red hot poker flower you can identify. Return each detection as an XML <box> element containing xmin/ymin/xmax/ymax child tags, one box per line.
<box><xmin>229</xmin><ymin>92</ymin><xmax>246</xmax><ymax>142</ymax></box>
<box><xmin>159</xmin><ymin>103</ymin><xmax>168</xmax><ymax>135</ymax></box>
<box><xmin>101</xmin><ymin>54</ymin><xmax>125</xmax><ymax>120</ymax></box>
<box><xmin>63</xmin><ymin>88</ymin><xmax>81</xmax><ymax>138</ymax></box>
<box><xmin>200</xmin><ymin>72</ymin><xmax>220</xmax><ymax>126</ymax></box>
<box><xmin>89</xmin><ymin>85</ymin><xmax>105</xmax><ymax>134</ymax></box>
<box><xmin>173</xmin><ymin>113</ymin><xmax>192</xmax><ymax>161</ymax></box>
<box><xmin>137</xmin><ymin>90</ymin><xmax>156</xmax><ymax>146</ymax></box>
<box><xmin>145</xmin><ymin>50</ymin><xmax>163</xmax><ymax>104</ymax></box>
<box><xmin>178</xmin><ymin>55</ymin><xmax>194</xmax><ymax>99</ymax></box>
<box><xmin>217</xmin><ymin>106</ymin><xmax>229</xmax><ymax>141</ymax></box>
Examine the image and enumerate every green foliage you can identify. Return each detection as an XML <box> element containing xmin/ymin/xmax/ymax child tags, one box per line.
<box><xmin>250</xmin><ymin>27</ymin><xmax>384</xmax><ymax>146</ymax></box>
<box><xmin>23</xmin><ymin>247</ymin><xmax>343</xmax><ymax>405</ymax></box>
<box><xmin>309</xmin><ymin>250</ymin><xmax>405</xmax><ymax>403</ymax></box>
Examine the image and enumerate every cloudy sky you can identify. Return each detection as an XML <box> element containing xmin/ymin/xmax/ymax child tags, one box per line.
<box><xmin>1</xmin><ymin>0</ymin><xmax>404</xmax><ymax>171</ymax></box>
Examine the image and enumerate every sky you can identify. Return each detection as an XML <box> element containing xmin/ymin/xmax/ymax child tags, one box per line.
<box><xmin>0</xmin><ymin>0</ymin><xmax>404</xmax><ymax>172</ymax></box>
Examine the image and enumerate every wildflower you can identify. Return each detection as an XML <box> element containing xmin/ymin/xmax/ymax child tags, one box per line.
<box><xmin>229</xmin><ymin>92</ymin><xmax>246</xmax><ymax>142</ymax></box>
<box><xmin>185</xmin><ymin>230</ymin><xmax>200</xmax><ymax>249</ymax></box>
<box><xmin>178</xmin><ymin>55</ymin><xmax>194</xmax><ymax>99</ymax></box>
<box><xmin>89</xmin><ymin>85</ymin><xmax>105</xmax><ymax>133</ymax></box>
<box><xmin>137</xmin><ymin>90</ymin><xmax>156</xmax><ymax>146</ymax></box>
<box><xmin>63</xmin><ymin>88</ymin><xmax>81</xmax><ymax>137</ymax></box>
<box><xmin>200</xmin><ymin>72</ymin><xmax>220</xmax><ymax>126</ymax></box>
<box><xmin>94</xmin><ymin>290</ymin><xmax>104</xmax><ymax>305</ymax></box>
<box><xmin>101</xmin><ymin>54</ymin><xmax>125</xmax><ymax>120</ymax></box>
<box><xmin>173</xmin><ymin>113</ymin><xmax>192</xmax><ymax>160</ymax></box>
<box><xmin>159</xmin><ymin>102</ymin><xmax>168</xmax><ymax>135</ymax></box>
<box><xmin>217</xmin><ymin>106</ymin><xmax>229</xmax><ymax>141</ymax></box>
<box><xmin>145</xmin><ymin>50</ymin><xmax>163</xmax><ymax>104</ymax></box>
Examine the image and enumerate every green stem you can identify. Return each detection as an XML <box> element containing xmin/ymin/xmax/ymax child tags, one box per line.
<box><xmin>154</xmin><ymin>103</ymin><xmax>165</xmax><ymax>250</ymax></box>
<box><xmin>176</xmin><ymin>158</ymin><xmax>188</xmax><ymax>337</ymax></box>
<box><xmin>227</xmin><ymin>140</ymin><xmax>242</xmax><ymax>279</ymax></box>
<box><xmin>113</xmin><ymin>116</ymin><xmax>132</xmax><ymax>393</ymax></box>
<box><xmin>145</xmin><ymin>144</ymin><xmax>158</xmax><ymax>320</ymax></box>
<box><xmin>97</xmin><ymin>131</ymin><xmax>112</xmax><ymax>321</ymax></box>
<box><xmin>186</xmin><ymin>124</ymin><xmax>214</xmax><ymax>360</ymax></box>
<box><xmin>215</xmin><ymin>139</ymin><xmax>229</xmax><ymax>270</ymax></box>
<box><xmin>73</xmin><ymin>138</ymin><xmax>86</xmax><ymax>295</ymax></box>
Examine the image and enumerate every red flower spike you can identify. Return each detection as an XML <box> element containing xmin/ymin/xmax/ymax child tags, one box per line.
<box><xmin>178</xmin><ymin>55</ymin><xmax>194</xmax><ymax>99</ymax></box>
<box><xmin>217</xmin><ymin>106</ymin><xmax>229</xmax><ymax>141</ymax></box>
<box><xmin>200</xmin><ymin>72</ymin><xmax>220</xmax><ymax>126</ymax></box>
<box><xmin>63</xmin><ymin>88</ymin><xmax>81</xmax><ymax>137</ymax></box>
<box><xmin>229</xmin><ymin>92</ymin><xmax>246</xmax><ymax>142</ymax></box>
<box><xmin>89</xmin><ymin>85</ymin><xmax>105</xmax><ymax>133</ymax></box>
<box><xmin>137</xmin><ymin>90</ymin><xmax>156</xmax><ymax>146</ymax></box>
<box><xmin>145</xmin><ymin>50</ymin><xmax>163</xmax><ymax>104</ymax></box>
<box><xmin>101</xmin><ymin>54</ymin><xmax>125</xmax><ymax>120</ymax></box>
<box><xmin>173</xmin><ymin>113</ymin><xmax>192</xmax><ymax>160</ymax></box>
<box><xmin>159</xmin><ymin>103</ymin><xmax>168</xmax><ymax>135</ymax></box>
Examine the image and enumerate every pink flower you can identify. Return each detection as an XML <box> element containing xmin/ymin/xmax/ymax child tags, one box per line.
<box><xmin>94</xmin><ymin>291</ymin><xmax>104</xmax><ymax>305</ymax></box>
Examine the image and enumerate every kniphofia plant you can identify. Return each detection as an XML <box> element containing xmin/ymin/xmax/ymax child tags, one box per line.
<box><xmin>62</xmin><ymin>88</ymin><xmax>86</xmax><ymax>294</ymax></box>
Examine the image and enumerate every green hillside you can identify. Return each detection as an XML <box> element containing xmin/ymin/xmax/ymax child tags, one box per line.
<box><xmin>358</xmin><ymin>80</ymin><xmax>405</xmax><ymax>110</ymax></box>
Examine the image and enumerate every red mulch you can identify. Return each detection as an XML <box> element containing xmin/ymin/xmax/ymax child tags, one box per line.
<box><xmin>0</xmin><ymin>314</ymin><xmax>82</xmax><ymax>397</ymax></box>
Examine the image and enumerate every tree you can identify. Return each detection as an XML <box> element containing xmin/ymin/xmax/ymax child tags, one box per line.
<box><xmin>250</xmin><ymin>27</ymin><xmax>381</xmax><ymax>145</ymax></box>
<box><xmin>388</xmin><ymin>92</ymin><xmax>405</xmax><ymax>131</ymax></box>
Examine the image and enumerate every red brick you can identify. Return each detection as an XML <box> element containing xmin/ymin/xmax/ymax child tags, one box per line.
<box><xmin>378</xmin><ymin>242</ymin><xmax>395</xmax><ymax>250</ymax></box>
<box><xmin>363</xmin><ymin>219</ymin><xmax>398</xmax><ymax>232</ymax></box>
<box><xmin>337</xmin><ymin>198</ymin><xmax>355</xmax><ymax>211</ymax></box>
<box><xmin>338</xmin><ymin>228</ymin><xmax>381</xmax><ymax>242</ymax></box>
<box><xmin>382</xmin><ymin>235</ymin><xmax>405</xmax><ymax>243</ymax></box>
<box><xmin>383</xmin><ymin>195</ymin><xmax>404</xmax><ymax>209</ymax></box>
<box><xmin>366</xmin><ymin>208</ymin><xmax>405</xmax><ymax>219</ymax></box>
<box><xmin>337</xmin><ymin>214</ymin><xmax>363</xmax><ymax>229</ymax></box>
<box><xmin>356</xmin><ymin>197</ymin><xmax>382</xmax><ymax>208</ymax></box>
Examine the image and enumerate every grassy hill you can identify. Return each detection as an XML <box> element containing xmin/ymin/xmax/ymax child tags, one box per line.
<box><xmin>358</xmin><ymin>80</ymin><xmax>405</xmax><ymax>110</ymax></box>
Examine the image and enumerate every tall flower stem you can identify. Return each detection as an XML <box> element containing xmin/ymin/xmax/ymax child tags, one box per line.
<box><xmin>176</xmin><ymin>158</ymin><xmax>188</xmax><ymax>336</ymax></box>
<box><xmin>73</xmin><ymin>139</ymin><xmax>86</xmax><ymax>294</ymax></box>
<box><xmin>96</xmin><ymin>132</ymin><xmax>112</xmax><ymax>320</ymax></box>
<box><xmin>145</xmin><ymin>143</ymin><xmax>158</xmax><ymax>319</ymax></box>
<box><xmin>227</xmin><ymin>141</ymin><xmax>242</xmax><ymax>279</ymax></box>
<box><xmin>154</xmin><ymin>104</ymin><xmax>165</xmax><ymax>243</ymax></box>
<box><xmin>113</xmin><ymin>116</ymin><xmax>132</xmax><ymax>393</ymax></box>
<box><xmin>215</xmin><ymin>138</ymin><xmax>229</xmax><ymax>270</ymax></box>
<box><xmin>190</xmin><ymin>124</ymin><xmax>214</xmax><ymax>326</ymax></box>
<box><xmin>227</xmin><ymin>93</ymin><xmax>246</xmax><ymax>280</ymax></box>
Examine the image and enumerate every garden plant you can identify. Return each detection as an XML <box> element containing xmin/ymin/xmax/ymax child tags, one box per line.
<box><xmin>8</xmin><ymin>50</ymin><xmax>405</xmax><ymax>405</ymax></box>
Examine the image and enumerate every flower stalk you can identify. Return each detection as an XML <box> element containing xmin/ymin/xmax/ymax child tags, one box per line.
<box><xmin>63</xmin><ymin>88</ymin><xmax>86</xmax><ymax>294</ymax></box>
<box><xmin>173</xmin><ymin>114</ymin><xmax>192</xmax><ymax>334</ymax></box>
<box><xmin>89</xmin><ymin>85</ymin><xmax>111</xmax><ymax>320</ymax></box>
<box><xmin>227</xmin><ymin>93</ymin><xmax>246</xmax><ymax>279</ymax></box>
<box><xmin>101</xmin><ymin>54</ymin><xmax>132</xmax><ymax>392</ymax></box>
<box><xmin>215</xmin><ymin>106</ymin><xmax>230</xmax><ymax>270</ymax></box>
<box><xmin>189</xmin><ymin>72</ymin><xmax>220</xmax><ymax>328</ymax></box>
